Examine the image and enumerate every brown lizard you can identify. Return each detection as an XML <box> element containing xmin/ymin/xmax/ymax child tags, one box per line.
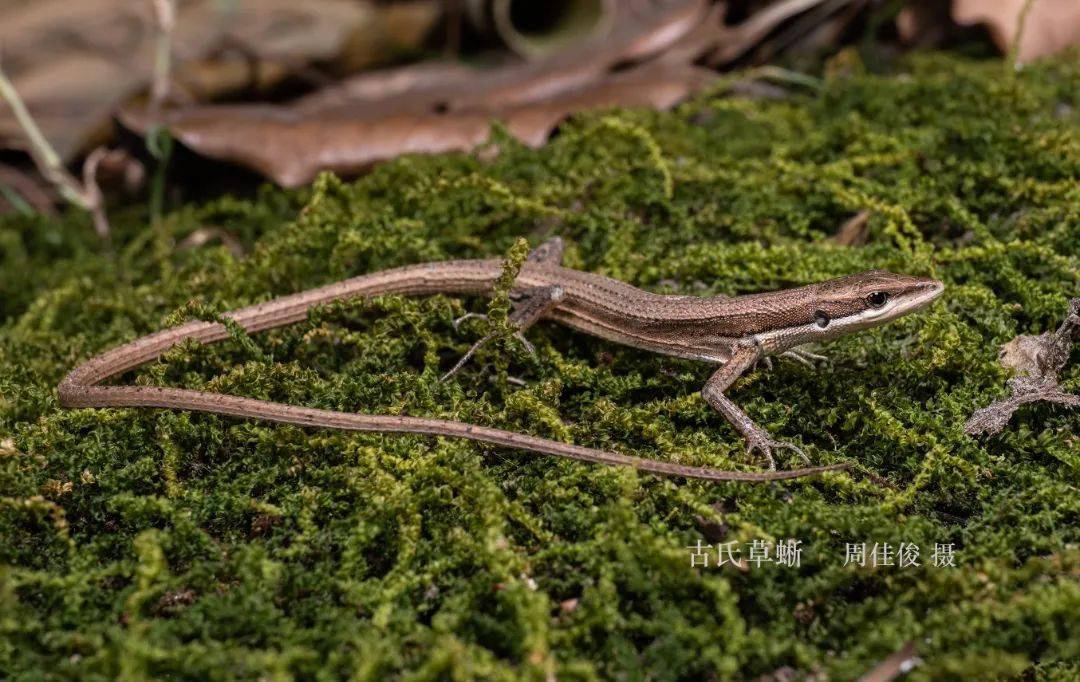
<box><xmin>58</xmin><ymin>238</ymin><xmax>944</xmax><ymax>482</ymax></box>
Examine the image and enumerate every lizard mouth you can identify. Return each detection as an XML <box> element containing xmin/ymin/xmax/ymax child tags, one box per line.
<box><xmin>832</xmin><ymin>279</ymin><xmax>945</xmax><ymax>332</ymax></box>
<box><xmin>904</xmin><ymin>279</ymin><xmax>946</xmax><ymax>312</ymax></box>
<box><xmin>877</xmin><ymin>279</ymin><xmax>944</xmax><ymax>317</ymax></box>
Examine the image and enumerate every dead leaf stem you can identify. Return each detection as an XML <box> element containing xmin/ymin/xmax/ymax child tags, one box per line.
<box><xmin>0</xmin><ymin>64</ymin><xmax>110</xmax><ymax>238</ymax></box>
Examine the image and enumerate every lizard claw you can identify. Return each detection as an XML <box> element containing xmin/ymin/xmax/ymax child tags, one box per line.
<box><xmin>780</xmin><ymin>348</ymin><xmax>827</xmax><ymax>367</ymax></box>
<box><xmin>441</xmin><ymin>331</ymin><xmax>537</xmax><ymax>383</ymax></box>
<box><xmin>745</xmin><ymin>432</ymin><xmax>810</xmax><ymax>470</ymax></box>
<box><xmin>440</xmin><ymin>332</ymin><xmax>495</xmax><ymax>382</ymax></box>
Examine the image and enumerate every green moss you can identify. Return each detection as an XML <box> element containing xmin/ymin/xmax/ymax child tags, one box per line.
<box><xmin>1</xmin><ymin>52</ymin><xmax>1078</xmax><ymax>679</ymax></box>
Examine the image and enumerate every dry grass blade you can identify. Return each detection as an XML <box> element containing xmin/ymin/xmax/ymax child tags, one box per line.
<box><xmin>0</xmin><ymin>0</ymin><xmax>411</xmax><ymax>161</ymax></box>
<box><xmin>0</xmin><ymin>65</ymin><xmax>110</xmax><ymax>237</ymax></box>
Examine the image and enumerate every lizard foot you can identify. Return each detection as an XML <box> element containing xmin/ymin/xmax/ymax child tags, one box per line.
<box><xmin>745</xmin><ymin>431</ymin><xmax>810</xmax><ymax>470</ymax></box>
<box><xmin>441</xmin><ymin>330</ymin><xmax>535</xmax><ymax>382</ymax></box>
<box><xmin>780</xmin><ymin>348</ymin><xmax>827</xmax><ymax>367</ymax></box>
<box><xmin>442</xmin><ymin>284</ymin><xmax>562</xmax><ymax>382</ymax></box>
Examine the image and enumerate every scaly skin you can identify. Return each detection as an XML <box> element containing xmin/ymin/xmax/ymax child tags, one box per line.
<box><xmin>58</xmin><ymin>242</ymin><xmax>944</xmax><ymax>482</ymax></box>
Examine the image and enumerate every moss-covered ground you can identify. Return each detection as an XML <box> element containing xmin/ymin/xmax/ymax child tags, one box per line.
<box><xmin>1</xmin><ymin>52</ymin><xmax>1078</xmax><ymax>680</ymax></box>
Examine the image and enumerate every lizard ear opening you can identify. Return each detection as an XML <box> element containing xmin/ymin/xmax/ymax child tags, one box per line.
<box><xmin>814</xmin><ymin>310</ymin><xmax>830</xmax><ymax>328</ymax></box>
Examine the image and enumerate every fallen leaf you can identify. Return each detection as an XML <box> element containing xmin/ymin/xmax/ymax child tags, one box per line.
<box><xmin>121</xmin><ymin>62</ymin><xmax>716</xmax><ymax>186</ymax></box>
<box><xmin>37</xmin><ymin>0</ymin><xmax>857</xmax><ymax>187</ymax></box>
<box><xmin>661</xmin><ymin>0</ymin><xmax>839</xmax><ymax>66</ymax></box>
<box><xmin>0</xmin><ymin>0</ymin><xmax>425</xmax><ymax>161</ymax></box>
<box><xmin>299</xmin><ymin>0</ymin><xmax>707</xmax><ymax>113</ymax></box>
<box><xmin>952</xmin><ymin>0</ymin><xmax>1080</xmax><ymax>62</ymax></box>
<box><xmin>119</xmin><ymin>0</ymin><xmax>714</xmax><ymax>185</ymax></box>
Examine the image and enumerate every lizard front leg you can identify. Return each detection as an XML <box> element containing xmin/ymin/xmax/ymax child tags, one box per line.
<box><xmin>701</xmin><ymin>344</ymin><xmax>809</xmax><ymax>470</ymax></box>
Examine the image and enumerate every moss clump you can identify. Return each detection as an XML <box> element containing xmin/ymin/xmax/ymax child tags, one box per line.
<box><xmin>1</xmin><ymin>52</ymin><xmax>1078</xmax><ymax>679</ymax></box>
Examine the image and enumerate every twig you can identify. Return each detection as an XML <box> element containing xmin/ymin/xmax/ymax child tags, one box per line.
<box><xmin>81</xmin><ymin>147</ymin><xmax>110</xmax><ymax>239</ymax></box>
<box><xmin>0</xmin><ymin>63</ymin><xmax>110</xmax><ymax>238</ymax></box>
<box><xmin>965</xmin><ymin>298</ymin><xmax>1080</xmax><ymax>436</ymax></box>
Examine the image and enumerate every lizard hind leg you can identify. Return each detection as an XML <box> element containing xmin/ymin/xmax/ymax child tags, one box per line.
<box><xmin>441</xmin><ymin>284</ymin><xmax>565</xmax><ymax>382</ymax></box>
<box><xmin>441</xmin><ymin>239</ymin><xmax>568</xmax><ymax>382</ymax></box>
<box><xmin>450</xmin><ymin>237</ymin><xmax>566</xmax><ymax>331</ymax></box>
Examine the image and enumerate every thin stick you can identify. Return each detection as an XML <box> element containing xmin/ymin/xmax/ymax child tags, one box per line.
<box><xmin>81</xmin><ymin>147</ymin><xmax>110</xmax><ymax>240</ymax></box>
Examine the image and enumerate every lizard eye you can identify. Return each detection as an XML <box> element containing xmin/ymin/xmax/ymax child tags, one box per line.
<box><xmin>814</xmin><ymin>310</ymin><xmax>830</xmax><ymax>328</ymax></box>
<box><xmin>866</xmin><ymin>291</ymin><xmax>889</xmax><ymax>308</ymax></box>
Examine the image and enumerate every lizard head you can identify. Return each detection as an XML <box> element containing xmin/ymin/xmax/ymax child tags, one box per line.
<box><xmin>754</xmin><ymin>270</ymin><xmax>945</xmax><ymax>354</ymax></box>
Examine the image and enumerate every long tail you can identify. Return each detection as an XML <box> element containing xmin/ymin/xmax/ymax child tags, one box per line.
<box><xmin>57</xmin><ymin>260</ymin><xmax>848</xmax><ymax>483</ymax></box>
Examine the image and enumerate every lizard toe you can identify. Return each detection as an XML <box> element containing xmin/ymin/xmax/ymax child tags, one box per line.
<box><xmin>453</xmin><ymin>312</ymin><xmax>488</xmax><ymax>332</ymax></box>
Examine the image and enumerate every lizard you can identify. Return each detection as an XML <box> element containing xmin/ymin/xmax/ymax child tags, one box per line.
<box><xmin>57</xmin><ymin>238</ymin><xmax>944</xmax><ymax>483</ymax></box>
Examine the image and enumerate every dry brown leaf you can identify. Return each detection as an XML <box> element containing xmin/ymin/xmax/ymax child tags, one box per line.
<box><xmin>952</xmin><ymin>0</ymin><xmax>1080</xmax><ymax>62</ymax></box>
<box><xmin>119</xmin><ymin>0</ymin><xmax>713</xmax><ymax>185</ymax></box>
<box><xmin>65</xmin><ymin>0</ymin><xmax>845</xmax><ymax>187</ymax></box>
<box><xmin>0</xmin><ymin>0</ymin><xmax>431</xmax><ymax>161</ymax></box>
<box><xmin>121</xmin><ymin>62</ymin><xmax>716</xmax><ymax>186</ymax></box>
<box><xmin>660</xmin><ymin>0</ymin><xmax>838</xmax><ymax>66</ymax></box>
<box><xmin>302</xmin><ymin>0</ymin><xmax>708</xmax><ymax>112</ymax></box>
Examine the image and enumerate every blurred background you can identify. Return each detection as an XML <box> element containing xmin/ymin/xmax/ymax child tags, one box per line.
<box><xmin>1</xmin><ymin>0</ymin><xmax>1078</xmax><ymax>228</ymax></box>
